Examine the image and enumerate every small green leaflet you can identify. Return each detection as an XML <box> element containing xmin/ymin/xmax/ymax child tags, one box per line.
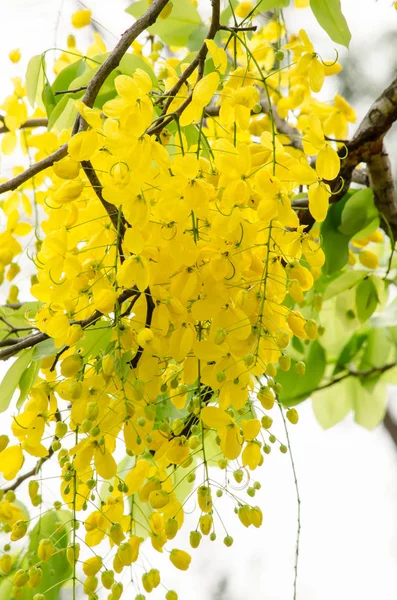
<box><xmin>313</xmin><ymin>375</ymin><xmax>387</xmax><ymax>430</ymax></box>
<box><xmin>17</xmin><ymin>358</ymin><xmax>41</xmax><ymax>410</ymax></box>
<box><xmin>323</xmin><ymin>270</ymin><xmax>367</xmax><ymax>301</ymax></box>
<box><xmin>339</xmin><ymin>188</ymin><xmax>378</xmax><ymax>237</ymax></box>
<box><xmin>26</xmin><ymin>54</ymin><xmax>45</xmax><ymax>107</ymax></box>
<box><xmin>0</xmin><ymin>348</ymin><xmax>34</xmax><ymax>412</ymax></box>
<box><xmin>312</xmin><ymin>375</ymin><xmax>353</xmax><ymax>429</ymax></box>
<box><xmin>310</xmin><ymin>0</ymin><xmax>351</xmax><ymax>48</ymax></box>
<box><xmin>126</xmin><ymin>0</ymin><xmax>203</xmax><ymax>47</ymax></box>
<box><xmin>355</xmin><ymin>277</ymin><xmax>379</xmax><ymax>323</ymax></box>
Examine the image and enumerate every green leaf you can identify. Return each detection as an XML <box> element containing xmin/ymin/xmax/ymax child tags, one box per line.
<box><xmin>25</xmin><ymin>510</ymin><xmax>72</xmax><ymax>600</ymax></box>
<box><xmin>310</xmin><ymin>0</ymin><xmax>351</xmax><ymax>47</ymax></box>
<box><xmin>32</xmin><ymin>338</ymin><xmax>57</xmax><ymax>360</ymax></box>
<box><xmin>47</xmin><ymin>96</ymin><xmax>77</xmax><ymax>131</ymax></box>
<box><xmin>358</xmin><ymin>328</ymin><xmax>393</xmax><ymax>390</ymax></box>
<box><xmin>355</xmin><ymin>277</ymin><xmax>378</xmax><ymax>323</ymax></box>
<box><xmin>277</xmin><ymin>341</ymin><xmax>326</xmax><ymax>406</ymax></box>
<box><xmin>126</xmin><ymin>0</ymin><xmax>203</xmax><ymax>47</ymax></box>
<box><xmin>312</xmin><ymin>376</ymin><xmax>354</xmax><ymax>429</ymax></box>
<box><xmin>339</xmin><ymin>188</ymin><xmax>378</xmax><ymax>237</ymax></box>
<box><xmin>42</xmin><ymin>84</ymin><xmax>57</xmax><ymax>117</ymax></box>
<box><xmin>17</xmin><ymin>359</ymin><xmax>41</xmax><ymax>410</ymax></box>
<box><xmin>353</xmin><ymin>379</ymin><xmax>387</xmax><ymax>429</ymax></box>
<box><xmin>52</xmin><ymin>58</ymin><xmax>86</xmax><ymax>97</ymax></box>
<box><xmin>26</xmin><ymin>54</ymin><xmax>45</xmax><ymax>107</ymax></box>
<box><xmin>127</xmin><ymin>55</ymin><xmax>153</xmax><ymax>81</ymax></box>
<box><xmin>77</xmin><ymin>319</ymin><xmax>113</xmax><ymax>358</ymax></box>
<box><xmin>323</xmin><ymin>269</ymin><xmax>366</xmax><ymax>301</ymax></box>
<box><xmin>0</xmin><ymin>349</ymin><xmax>34</xmax><ymax>412</ymax></box>
<box><xmin>321</xmin><ymin>194</ymin><xmax>351</xmax><ymax>274</ymax></box>
<box><xmin>333</xmin><ymin>331</ymin><xmax>368</xmax><ymax>376</ymax></box>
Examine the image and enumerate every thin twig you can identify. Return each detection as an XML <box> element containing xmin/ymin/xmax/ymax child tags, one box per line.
<box><xmin>279</xmin><ymin>404</ymin><xmax>301</xmax><ymax>600</ymax></box>
<box><xmin>54</xmin><ymin>85</ymin><xmax>88</xmax><ymax>96</ymax></box>
<box><xmin>0</xmin><ymin>287</ymin><xmax>138</xmax><ymax>361</ymax></box>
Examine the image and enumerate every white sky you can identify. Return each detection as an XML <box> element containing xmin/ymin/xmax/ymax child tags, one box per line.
<box><xmin>1</xmin><ymin>1</ymin><xmax>397</xmax><ymax>599</ymax></box>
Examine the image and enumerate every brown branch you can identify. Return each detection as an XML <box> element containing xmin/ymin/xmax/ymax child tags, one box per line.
<box><xmin>0</xmin><ymin>287</ymin><xmax>139</xmax><ymax>361</ymax></box>
<box><xmin>130</xmin><ymin>287</ymin><xmax>155</xmax><ymax>369</ymax></box>
<box><xmin>384</xmin><ymin>409</ymin><xmax>397</xmax><ymax>449</ymax></box>
<box><xmin>0</xmin><ymin>118</ymin><xmax>48</xmax><ymax>135</ymax></box>
<box><xmin>81</xmin><ymin>160</ymin><xmax>127</xmax><ymax>254</ymax></box>
<box><xmin>315</xmin><ymin>362</ymin><xmax>397</xmax><ymax>393</ymax></box>
<box><xmin>366</xmin><ymin>145</ymin><xmax>397</xmax><ymax>240</ymax></box>
<box><xmin>299</xmin><ymin>76</ymin><xmax>397</xmax><ymax>232</ymax></box>
<box><xmin>0</xmin><ymin>0</ymin><xmax>171</xmax><ymax>196</ymax></box>
<box><xmin>219</xmin><ymin>25</ymin><xmax>257</xmax><ymax>32</ymax></box>
<box><xmin>54</xmin><ymin>86</ymin><xmax>87</xmax><ymax>96</ymax></box>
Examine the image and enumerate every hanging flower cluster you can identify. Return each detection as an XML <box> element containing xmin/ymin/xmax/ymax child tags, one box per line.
<box><xmin>0</xmin><ymin>4</ymin><xmax>361</xmax><ymax>599</ymax></box>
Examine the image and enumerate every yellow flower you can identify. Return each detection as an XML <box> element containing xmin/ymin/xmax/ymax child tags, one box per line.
<box><xmin>359</xmin><ymin>250</ymin><xmax>379</xmax><ymax>270</ymax></box>
<box><xmin>9</xmin><ymin>49</ymin><xmax>21</xmax><ymax>63</ymax></box>
<box><xmin>170</xmin><ymin>549</ymin><xmax>191</xmax><ymax>571</ymax></box>
<box><xmin>83</xmin><ymin>556</ymin><xmax>103</xmax><ymax>576</ymax></box>
<box><xmin>205</xmin><ymin>40</ymin><xmax>227</xmax><ymax>74</ymax></box>
<box><xmin>71</xmin><ymin>9</ymin><xmax>92</xmax><ymax>29</ymax></box>
<box><xmin>0</xmin><ymin>445</ymin><xmax>24</xmax><ymax>480</ymax></box>
<box><xmin>236</xmin><ymin>1</ymin><xmax>253</xmax><ymax>18</ymax></box>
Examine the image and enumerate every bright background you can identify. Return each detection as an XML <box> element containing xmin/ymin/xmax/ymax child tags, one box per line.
<box><xmin>1</xmin><ymin>1</ymin><xmax>397</xmax><ymax>599</ymax></box>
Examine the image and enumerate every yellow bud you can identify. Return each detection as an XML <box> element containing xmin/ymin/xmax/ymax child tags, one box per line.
<box><xmin>0</xmin><ymin>554</ymin><xmax>13</xmax><ymax>574</ymax></box>
<box><xmin>238</xmin><ymin>504</ymin><xmax>252</xmax><ymax>527</ymax></box>
<box><xmin>83</xmin><ymin>556</ymin><xmax>102</xmax><ymax>577</ymax></box>
<box><xmin>250</xmin><ymin>506</ymin><xmax>263</xmax><ymax>528</ymax></box>
<box><xmin>28</xmin><ymin>480</ymin><xmax>40</xmax><ymax>502</ymax></box>
<box><xmin>53</xmin><ymin>180</ymin><xmax>84</xmax><ymax>204</ymax></box>
<box><xmin>199</xmin><ymin>514</ymin><xmax>213</xmax><ymax>535</ymax></box>
<box><xmin>101</xmin><ymin>570</ymin><xmax>115</xmax><ymax>589</ymax></box>
<box><xmin>0</xmin><ymin>434</ymin><xmax>9</xmax><ymax>452</ymax></box>
<box><xmin>83</xmin><ymin>575</ymin><xmax>98</xmax><ymax>594</ymax></box>
<box><xmin>71</xmin><ymin>9</ymin><xmax>92</xmax><ymax>28</ymax></box>
<box><xmin>165</xmin><ymin>518</ymin><xmax>178</xmax><ymax>540</ymax></box>
<box><xmin>257</xmin><ymin>386</ymin><xmax>275</xmax><ymax>410</ymax></box>
<box><xmin>109</xmin><ymin>522</ymin><xmax>125</xmax><ymax>545</ymax></box>
<box><xmin>197</xmin><ymin>486</ymin><xmax>212</xmax><ymax>513</ymax></box>
<box><xmin>170</xmin><ymin>549</ymin><xmax>191</xmax><ymax>571</ymax></box>
<box><xmin>359</xmin><ymin>250</ymin><xmax>379</xmax><ymax>270</ymax></box>
<box><xmin>66</xmin><ymin>542</ymin><xmax>80</xmax><ymax>566</ymax></box>
<box><xmin>14</xmin><ymin>569</ymin><xmax>29</xmax><ymax>587</ymax></box>
<box><xmin>53</xmin><ymin>157</ymin><xmax>80</xmax><ymax>180</ymax></box>
<box><xmin>102</xmin><ymin>354</ymin><xmax>115</xmax><ymax>377</ymax></box>
<box><xmin>60</xmin><ymin>354</ymin><xmax>83</xmax><ymax>378</ymax></box>
<box><xmin>213</xmin><ymin>327</ymin><xmax>227</xmax><ymax>345</ymax></box>
<box><xmin>9</xmin><ymin>49</ymin><xmax>21</xmax><ymax>63</ymax></box>
<box><xmin>286</xmin><ymin>408</ymin><xmax>299</xmax><ymax>424</ymax></box>
<box><xmin>28</xmin><ymin>566</ymin><xmax>42</xmax><ymax>588</ymax></box>
<box><xmin>37</xmin><ymin>539</ymin><xmax>53</xmax><ymax>562</ymax></box>
<box><xmin>11</xmin><ymin>520</ymin><xmax>28</xmax><ymax>541</ymax></box>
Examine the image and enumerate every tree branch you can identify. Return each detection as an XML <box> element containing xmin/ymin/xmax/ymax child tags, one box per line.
<box><xmin>81</xmin><ymin>160</ymin><xmax>127</xmax><ymax>252</ymax></box>
<box><xmin>0</xmin><ymin>118</ymin><xmax>48</xmax><ymax>135</ymax></box>
<box><xmin>0</xmin><ymin>287</ymin><xmax>139</xmax><ymax>361</ymax></box>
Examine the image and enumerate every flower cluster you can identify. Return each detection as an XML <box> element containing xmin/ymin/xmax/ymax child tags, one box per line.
<box><xmin>0</xmin><ymin>4</ymin><xmax>360</xmax><ymax>599</ymax></box>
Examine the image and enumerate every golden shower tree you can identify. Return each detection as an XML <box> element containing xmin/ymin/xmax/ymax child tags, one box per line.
<box><xmin>1</xmin><ymin>1</ymin><xmax>397</xmax><ymax>598</ymax></box>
